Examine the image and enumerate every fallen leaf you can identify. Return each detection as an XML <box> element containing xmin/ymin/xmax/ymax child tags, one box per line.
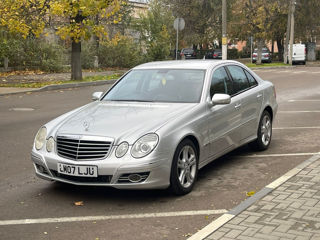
<box><xmin>44</xmin><ymin>232</ymin><xmax>48</xmax><ymax>235</ymax></box>
<box><xmin>246</xmin><ymin>191</ymin><xmax>255</xmax><ymax>197</ymax></box>
<box><xmin>74</xmin><ymin>201</ymin><xmax>84</xmax><ymax>206</ymax></box>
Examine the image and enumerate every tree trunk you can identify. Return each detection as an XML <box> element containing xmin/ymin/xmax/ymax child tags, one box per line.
<box><xmin>71</xmin><ymin>40</ymin><xmax>82</xmax><ymax>80</ymax></box>
<box><xmin>4</xmin><ymin>57</ymin><xmax>9</xmax><ymax>70</ymax></box>
<box><xmin>277</xmin><ymin>38</ymin><xmax>284</xmax><ymax>62</ymax></box>
<box><xmin>257</xmin><ymin>39</ymin><xmax>263</xmax><ymax>65</ymax></box>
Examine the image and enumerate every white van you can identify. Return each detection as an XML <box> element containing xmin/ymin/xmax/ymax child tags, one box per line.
<box><xmin>288</xmin><ymin>44</ymin><xmax>306</xmax><ymax>64</ymax></box>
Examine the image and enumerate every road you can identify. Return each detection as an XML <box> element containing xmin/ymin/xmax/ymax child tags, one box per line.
<box><xmin>0</xmin><ymin>66</ymin><xmax>319</xmax><ymax>240</ymax></box>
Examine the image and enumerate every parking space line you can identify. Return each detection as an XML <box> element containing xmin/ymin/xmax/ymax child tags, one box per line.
<box><xmin>274</xmin><ymin>126</ymin><xmax>320</xmax><ymax>130</ymax></box>
<box><xmin>0</xmin><ymin>209</ymin><xmax>228</xmax><ymax>226</ymax></box>
<box><xmin>288</xmin><ymin>99</ymin><xmax>320</xmax><ymax>102</ymax></box>
<box><xmin>278</xmin><ymin>110</ymin><xmax>320</xmax><ymax>113</ymax></box>
<box><xmin>243</xmin><ymin>152</ymin><xmax>320</xmax><ymax>158</ymax></box>
<box><xmin>292</xmin><ymin>71</ymin><xmax>307</xmax><ymax>74</ymax></box>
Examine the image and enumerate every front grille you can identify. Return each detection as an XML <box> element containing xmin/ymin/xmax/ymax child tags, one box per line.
<box><xmin>50</xmin><ymin>170</ymin><xmax>112</xmax><ymax>183</ymax></box>
<box><xmin>56</xmin><ymin>136</ymin><xmax>112</xmax><ymax>160</ymax></box>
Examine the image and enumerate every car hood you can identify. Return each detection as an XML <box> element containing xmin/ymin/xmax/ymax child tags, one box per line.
<box><xmin>56</xmin><ymin>101</ymin><xmax>196</xmax><ymax>144</ymax></box>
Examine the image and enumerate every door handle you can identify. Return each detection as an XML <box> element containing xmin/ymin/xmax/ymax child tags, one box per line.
<box><xmin>257</xmin><ymin>93</ymin><xmax>262</xmax><ymax>98</ymax></box>
<box><xmin>234</xmin><ymin>103</ymin><xmax>241</xmax><ymax>109</ymax></box>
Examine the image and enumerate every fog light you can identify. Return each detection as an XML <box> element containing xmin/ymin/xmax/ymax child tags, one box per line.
<box><xmin>128</xmin><ymin>174</ymin><xmax>142</xmax><ymax>183</ymax></box>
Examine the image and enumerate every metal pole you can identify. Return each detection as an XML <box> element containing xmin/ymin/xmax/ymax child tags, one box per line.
<box><xmin>250</xmin><ymin>36</ymin><xmax>253</xmax><ymax>64</ymax></box>
<box><xmin>284</xmin><ymin>0</ymin><xmax>292</xmax><ymax>64</ymax></box>
<box><xmin>222</xmin><ymin>0</ymin><xmax>227</xmax><ymax>60</ymax></box>
<box><xmin>175</xmin><ymin>19</ymin><xmax>179</xmax><ymax>60</ymax></box>
<box><xmin>289</xmin><ymin>1</ymin><xmax>295</xmax><ymax>65</ymax></box>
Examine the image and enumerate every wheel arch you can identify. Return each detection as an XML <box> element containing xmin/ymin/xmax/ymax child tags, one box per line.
<box><xmin>264</xmin><ymin>105</ymin><xmax>273</xmax><ymax>121</ymax></box>
<box><xmin>179</xmin><ymin>134</ymin><xmax>200</xmax><ymax>159</ymax></box>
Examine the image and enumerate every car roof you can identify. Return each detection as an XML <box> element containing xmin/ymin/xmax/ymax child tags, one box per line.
<box><xmin>133</xmin><ymin>60</ymin><xmax>240</xmax><ymax>70</ymax></box>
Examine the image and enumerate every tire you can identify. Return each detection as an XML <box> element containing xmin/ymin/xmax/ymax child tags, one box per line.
<box><xmin>170</xmin><ymin>139</ymin><xmax>198</xmax><ymax>195</ymax></box>
<box><xmin>249</xmin><ymin>111</ymin><xmax>272</xmax><ymax>151</ymax></box>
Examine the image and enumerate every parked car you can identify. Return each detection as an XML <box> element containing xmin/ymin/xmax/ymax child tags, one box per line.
<box><xmin>288</xmin><ymin>43</ymin><xmax>306</xmax><ymax>65</ymax></box>
<box><xmin>206</xmin><ymin>49</ymin><xmax>222</xmax><ymax>59</ymax></box>
<box><xmin>32</xmin><ymin>60</ymin><xmax>277</xmax><ymax>195</ymax></box>
<box><xmin>252</xmin><ymin>48</ymin><xmax>272</xmax><ymax>63</ymax></box>
<box><xmin>180</xmin><ymin>48</ymin><xmax>197</xmax><ymax>59</ymax></box>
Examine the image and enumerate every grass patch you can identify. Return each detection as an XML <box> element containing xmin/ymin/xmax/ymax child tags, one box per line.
<box><xmin>246</xmin><ymin>62</ymin><xmax>289</xmax><ymax>68</ymax></box>
<box><xmin>0</xmin><ymin>73</ymin><xmax>121</xmax><ymax>88</ymax></box>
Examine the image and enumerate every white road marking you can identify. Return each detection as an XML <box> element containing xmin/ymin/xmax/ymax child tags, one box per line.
<box><xmin>9</xmin><ymin>108</ymin><xmax>35</xmax><ymax>111</ymax></box>
<box><xmin>288</xmin><ymin>99</ymin><xmax>320</xmax><ymax>102</ymax></box>
<box><xmin>274</xmin><ymin>126</ymin><xmax>320</xmax><ymax>130</ymax></box>
<box><xmin>278</xmin><ymin>110</ymin><xmax>320</xmax><ymax>113</ymax></box>
<box><xmin>292</xmin><ymin>71</ymin><xmax>307</xmax><ymax>74</ymax></box>
<box><xmin>0</xmin><ymin>209</ymin><xmax>228</xmax><ymax>226</ymax></box>
<box><xmin>243</xmin><ymin>152</ymin><xmax>320</xmax><ymax>158</ymax></box>
<box><xmin>187</xmin><ymin>214</ymin><xmax>234</xmax><ymax>240</ymax></box>
<box><xmin>278</xmin><ymin>70</ymin><xmax>290</xmax><ymax>73</ymax></box>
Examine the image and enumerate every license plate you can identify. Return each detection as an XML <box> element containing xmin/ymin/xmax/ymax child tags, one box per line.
<box><xmin>57</xmin><ymin>163</ymin><xmax>98</xmax><ymax>177</ymax></box>
<box><xmin>186</xmin><ymin>54</ymin><xmax>191</xmax><ymax>56</ymax></box>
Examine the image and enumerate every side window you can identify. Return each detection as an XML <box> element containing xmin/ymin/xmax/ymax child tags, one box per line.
<box><xmin>227</xmin><ymin>65</ymin><xmax>250</xmax><ymax>94</ymax></box>
<box><xmin>210</xmin><ymin>67</ymin><xmax>233</xmax><ymax>97</ymax></box>
<box><xmin>244</xmin><ymin>70</ymin><xmax>258</xmax><ymax>87</ymax></box>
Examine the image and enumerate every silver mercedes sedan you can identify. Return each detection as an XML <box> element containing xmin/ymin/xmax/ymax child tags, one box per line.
<box><xmin>31</xmin><ymin>60</ymin><xmax>277</xmax><ymax>195</ymax></box>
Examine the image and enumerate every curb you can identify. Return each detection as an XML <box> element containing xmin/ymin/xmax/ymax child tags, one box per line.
<box><xmin>188</xmin><ymin>153</ymin><xmax>320</xmax><ymax>240</ymax></box>
<box><xmin>0</xmin><ymin>79</ymin><xmax>117</xmax><ymax>96</ymax></box>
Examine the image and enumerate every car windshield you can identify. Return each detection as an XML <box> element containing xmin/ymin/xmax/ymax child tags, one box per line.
<box><xmin>103</xmin><ymin>69</ymin><xmax>205</xmax><ymax>103</ymax></box>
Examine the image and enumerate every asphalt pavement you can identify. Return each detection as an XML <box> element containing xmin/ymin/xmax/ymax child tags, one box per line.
<box><xmin>0</xmin><ymin>66</ymin><xmax>320</xmax><ymax>240</ymax></box>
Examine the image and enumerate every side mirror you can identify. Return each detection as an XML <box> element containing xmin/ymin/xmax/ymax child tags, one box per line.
<box><xmin>92</xmin><ymin>92</ymin><xmax>103</xmax><ymax>101</ymax></box>
<box><xmin>211</xmin><ymin>93</ymin><xmax>231</xmax><ymax>105</ymax></box>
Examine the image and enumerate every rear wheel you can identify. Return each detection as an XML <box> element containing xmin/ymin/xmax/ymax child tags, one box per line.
<box><xmin>250</xmin><ymin>111</ymin><xmax>272</xmax><ymax>151</ymax></box>
<box><xmin>170</xmin><ymin>139</ymin><xmax>198</xmax><ymax>195</ymax></box>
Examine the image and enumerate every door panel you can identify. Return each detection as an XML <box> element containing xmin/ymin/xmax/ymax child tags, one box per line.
<box><xmin>239</xmin><ymin>87</ymin><xmax>263</xmax><ymax>141</ymax></box>
<box><xmin>206</xmin><ymin>66</ymin><xmax>242</xmax><ymax>158</ymax></box>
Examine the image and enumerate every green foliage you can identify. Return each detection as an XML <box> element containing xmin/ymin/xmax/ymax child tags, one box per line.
<box><xmin>0</xmin><ymin>36</ymin><xmax>66</xmax><ymax>72</ymax></box>
<box><xmin>98</xmin><ymin>34</ymin><xmax>144</xmax><ymax>68</ymax></box>
<box><xmin>295</xmin><ymin>0</ymin><xmax>320</xmax><ymax>42</ymax></box>
<box><xmin>81</xmin><ymin>42</ymin><xmax>96</xmax><ymax>69</ymax></box>
<box><xmin>164</xmin><ymin>0</ymin><xmax>233</xmax><ymax>47</ymax></box>
<box><xmin>227</xmin><ymin>49</ymin><xmax>239</xmax><ymax>59</ymax></box>
<box><xmin>316</xmin><ymin>50</ymin><xmax>320</xmax><ymax>61</ymax></box>
<box><xmin>133</xmin><ymin>0</ymin><xmax>173</xmax><ymax>61</ymax></box>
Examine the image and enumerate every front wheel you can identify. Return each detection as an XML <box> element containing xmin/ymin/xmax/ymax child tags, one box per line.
<box><xmin>250</xmin><ymin>111</ymin><xmax>272</xmax><ymax>151</ymax></box>
<box><xmin>170</xmin><ymin>139</ymin><xmax>198</xmax><ymax>195</ymax></box>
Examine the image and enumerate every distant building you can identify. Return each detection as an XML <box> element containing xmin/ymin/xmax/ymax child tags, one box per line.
<box><xmin>129</xmin><ymin>0</ymin><xmax>149</xmax><ymax>18</ymax></box>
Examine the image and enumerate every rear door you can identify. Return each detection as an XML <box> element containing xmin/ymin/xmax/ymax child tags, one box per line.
<box><xmin>226</xmin><ymin>65</ymin><xmax>263</xmax><ymax>143</ymax></box>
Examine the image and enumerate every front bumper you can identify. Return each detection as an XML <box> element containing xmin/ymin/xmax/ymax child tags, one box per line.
<box><xmin>252</xmin><ymin>57</ymin><xmax>271</xmax><ymax>63</ymax></box>
<box><xmin>31</xmin><ymin>147</ymin><xmax>171</xmax><ymax>189</ymax></box>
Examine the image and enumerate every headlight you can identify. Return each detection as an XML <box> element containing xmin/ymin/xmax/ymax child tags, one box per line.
<box><xmin>115</xmin><ymin>142</ymin><xmax>129</xmax><ymax>158</ymax></box>
<box><xmin>131</xmin><ymin>133</ymin><xmax>159</xmax><ymax>158</ymax></box>
<box><xmin>46</xmin><ymin>137</ymin><xmax>55</xmax><ymax>152</ymax></box>
<box><xmin>34</xmin><ymin>127</ymin><xmax>47</xmax><ymax>150</ymax></box>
